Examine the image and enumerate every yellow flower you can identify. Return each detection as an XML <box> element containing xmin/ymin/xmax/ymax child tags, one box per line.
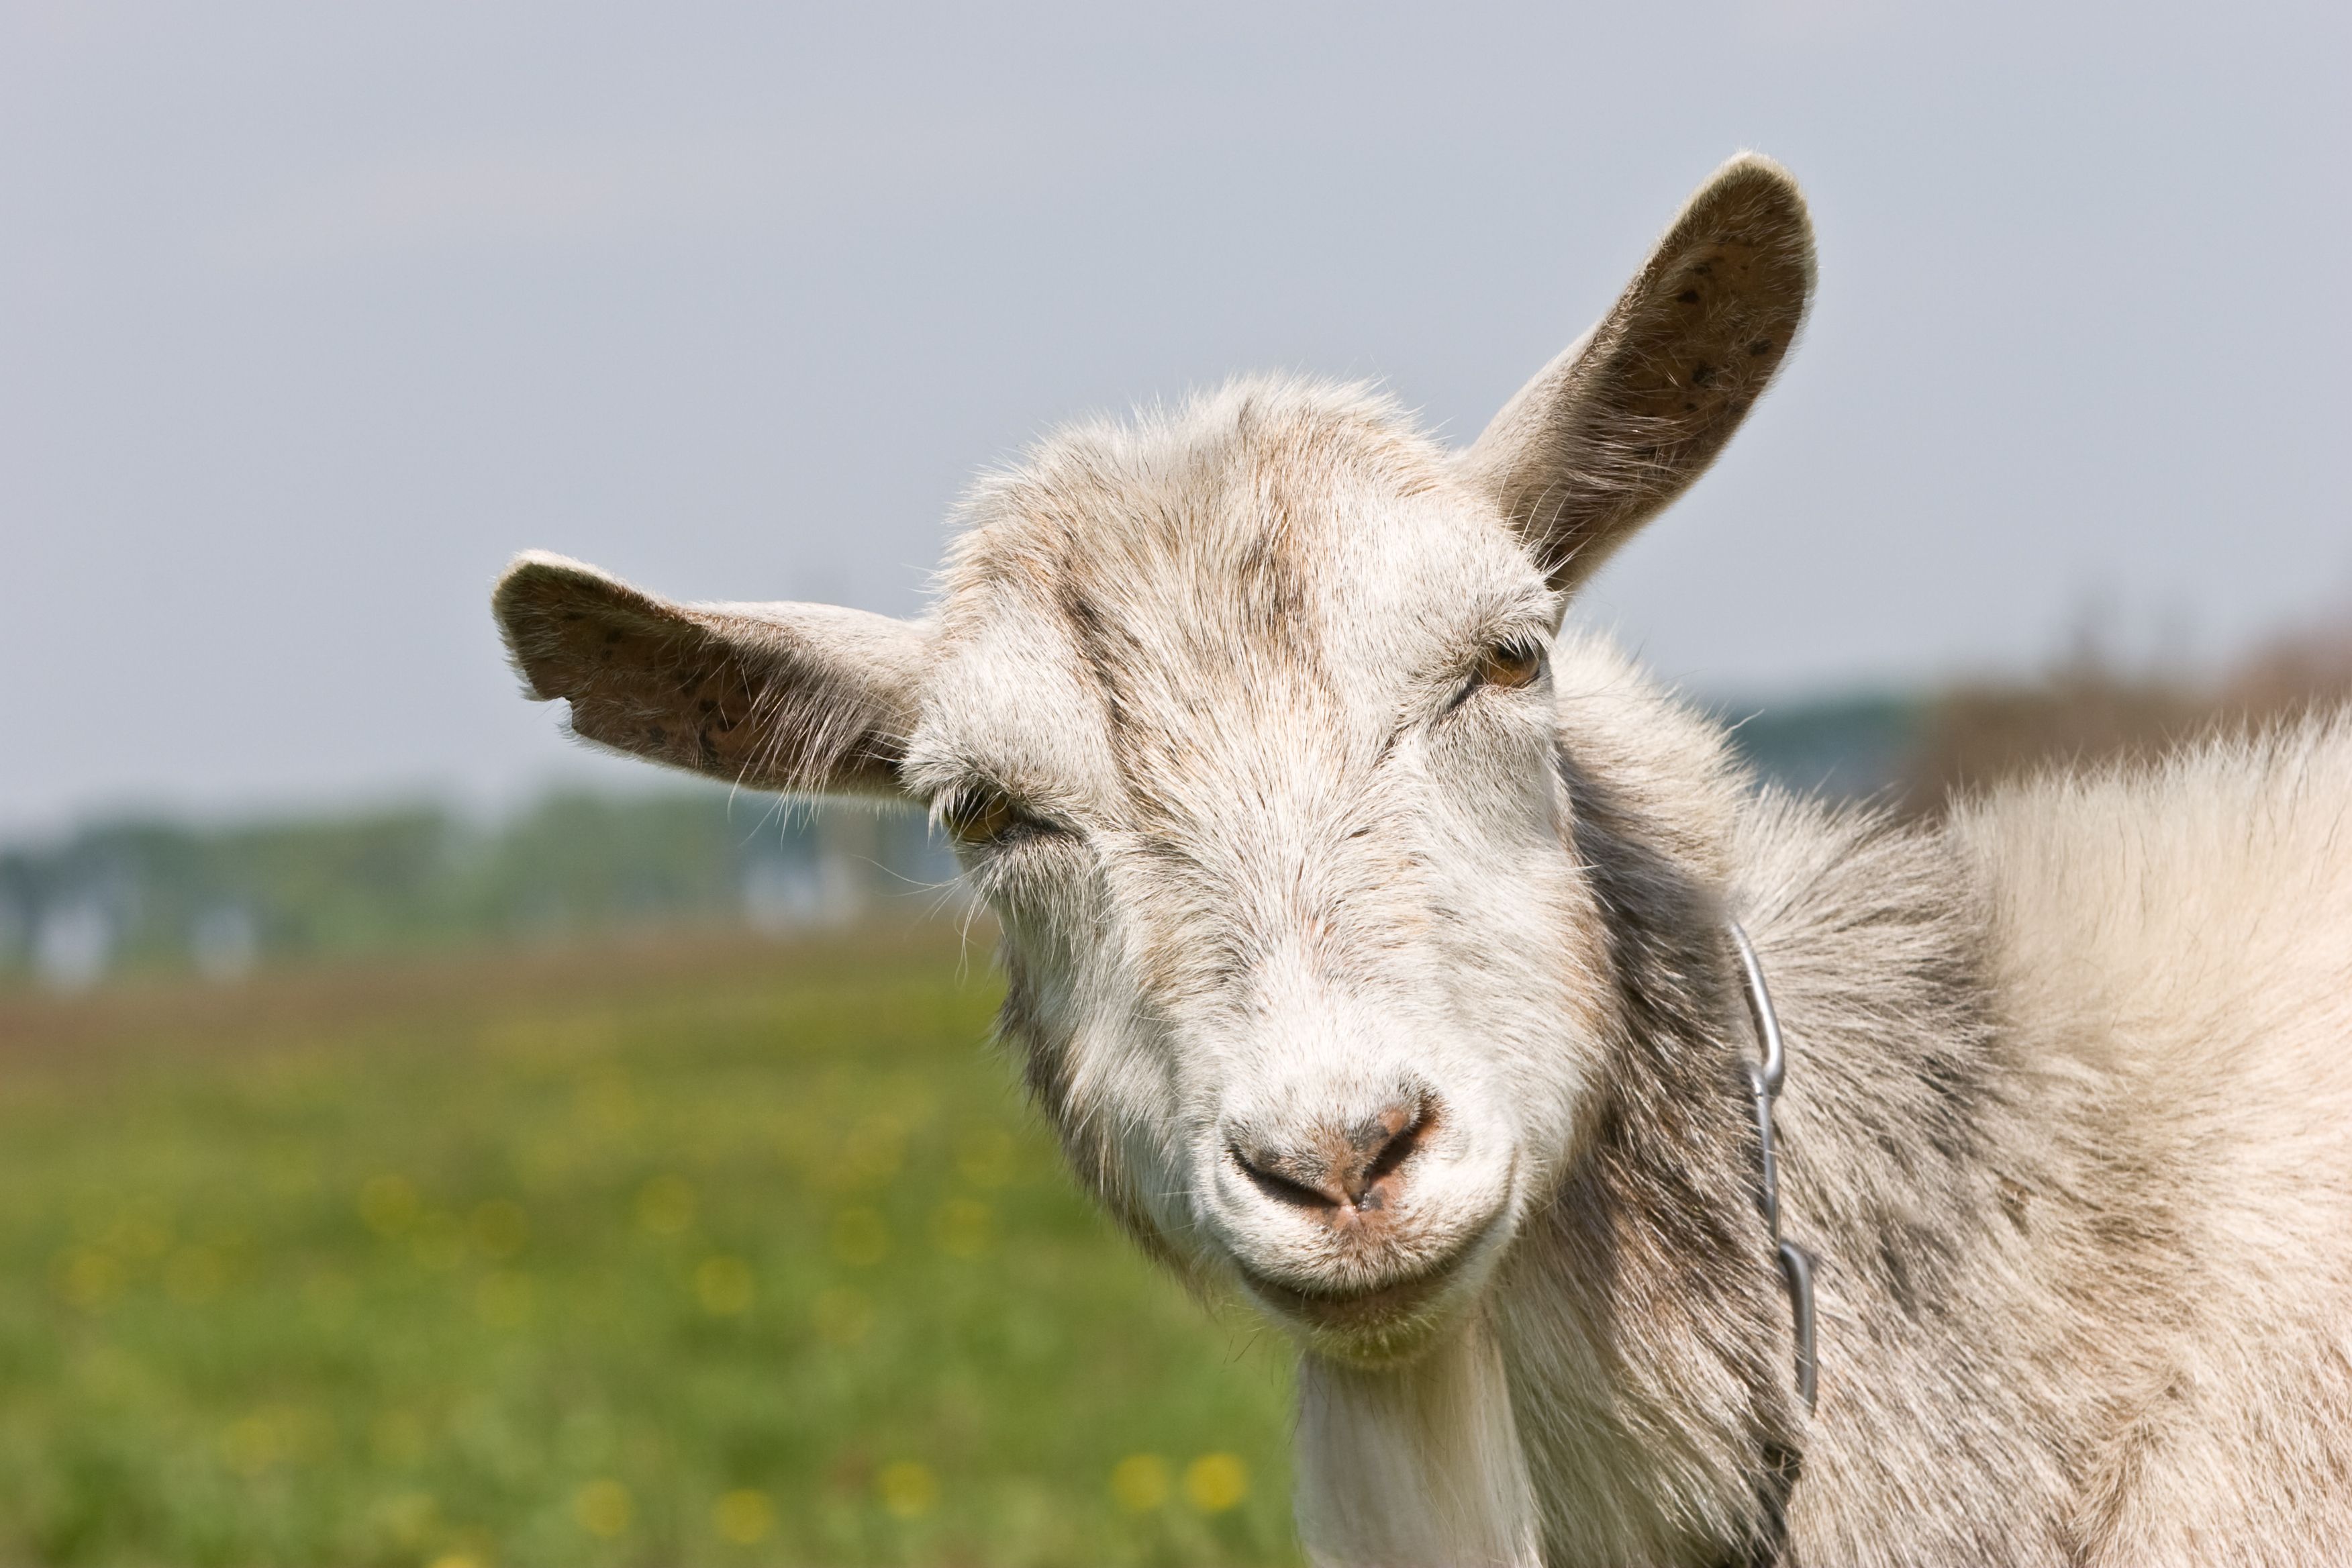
<box><xmin>219</xmin><ymin>1414</ymin><xmax>281</xmax><ymax>1477</ymax></box>
<box><xmin>357</xmin><ymin>1174</ymin><xmax>419</xmax><ymax>1236</ymax></box>
<box><xmin>575</xmin><ymin>1477</ymin><xmax>632</xmax><ymax>1537</ymax></box>
<box><xmin>695</xmin><ymin>1255</ymin><xmax>755</xmax><ymax>1315</ymax></box>
<box><xmin>368</xmin><ymin>1487</ymin><xmax>438</xmax><ymax>1547</ymax></box>
<box><xmin>55</xmin><ymin>1248</ymin><xmax>122</xmax><ymax>1310</ymax></box>
<box><xmin>1110</xmin><ymin>1453</ymin><xmax>1171</xmax><ymax>1512</ymax></box>
<box><xmin>877</xmin><ymin>1460</ymin><xmax>938</xmax><ymax>1518</ymax></box>
<box><xmin>475</xmin><ymin>1270</ymin><xmax>534</xmax><ymax>1328</ymax></box>
<box><xmin>712</xmin><ymin>1487</ymin><xmax>775</xmax><ymax>1544</ymax></box>
<box><xmin>931</xmin><ymin>1199</ymin><xmax>993</xmax><ymax>1259</ymax></box>
<box><xmin>636</xmin><ymin>1174</ymin><xmax>697</xmax><ymax>1234</ymax></box>
<box><xmin>1184</xmin><ymin>1452</ymin><xmax>1249</xmax><ymax>1513</ymax></box>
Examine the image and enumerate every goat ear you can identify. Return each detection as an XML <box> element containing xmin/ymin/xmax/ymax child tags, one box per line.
<box><xmin>1458</xmin><ymin>153</ymin><xmax>1814</xmax><ymax>591</ymax></box>
<box><xmin>491</xmin><ymin>551</ymin><xmax>926</xmax><ymax>797</ymax></box>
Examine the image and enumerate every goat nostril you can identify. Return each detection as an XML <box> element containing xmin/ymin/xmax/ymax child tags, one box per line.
<box><xmin>1356</xmin><ymin>1109</ymin><xmax>1430</xmax><ymax>1202</ymax></box>
<box><xmin>1230</xmin><ymin>1142</ymin><xmax>1342</xmax><ymax>1211</ymax></box>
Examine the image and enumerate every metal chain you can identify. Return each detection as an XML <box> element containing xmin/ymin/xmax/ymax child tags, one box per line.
<box><xmin>1728</xmin><ymin>919</ymin><xmax>1818</xmax><ymax>1412</ymax></box>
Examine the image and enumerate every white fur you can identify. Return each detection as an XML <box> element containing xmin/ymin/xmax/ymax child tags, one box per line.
<box><xmin>493</xmin><ymin>156</ymin><xmax>2352</xmax><ymax>1565</ymax></box>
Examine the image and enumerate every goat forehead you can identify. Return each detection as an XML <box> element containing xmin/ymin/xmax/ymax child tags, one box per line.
<box><xmin>922</xmin><ymin>381</ymin><xmax>1545</xmax><ymax>797</ymax></box>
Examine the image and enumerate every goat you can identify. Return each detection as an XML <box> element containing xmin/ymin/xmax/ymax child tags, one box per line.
<box><xmin>491</xmin><ymin>154</ymin><xmax>2352</xmax><ymax>1566</ymax></box>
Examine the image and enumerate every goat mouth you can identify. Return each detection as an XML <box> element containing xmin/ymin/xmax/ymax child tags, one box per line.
<box><xmin>1231</xmin><ymin>1210</ymin><xmax>1503</xmax><ymax>1340</ymax></box>
<box><xmin>1235</xmin><ymin>1259</ymin><xmax>1458</xmax><ymax>1335</ymax></box>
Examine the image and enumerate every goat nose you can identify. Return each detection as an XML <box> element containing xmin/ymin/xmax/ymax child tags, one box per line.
<box><xmin>1228</xmin><ymin>1095</ymin><xmax>1436</xmax><ymax>1218</ymax></box>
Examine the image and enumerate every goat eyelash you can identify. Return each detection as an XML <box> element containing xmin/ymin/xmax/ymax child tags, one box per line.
<box><xmin>939</xmin><ymin>783</ymin><xmax>1064</xmax><ymax>851</ymax></box>
<box><xmin>1443</xmin><ymin>636</ymin><xmax>1549</xmax><ymax>714</ymax></box>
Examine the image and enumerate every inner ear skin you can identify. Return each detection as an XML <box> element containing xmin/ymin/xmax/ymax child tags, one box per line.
<box><xmin>1610</xmin><ymin>242</ymin><xmax>1794</xmax><ymax>444</ymax></box>
<box><xmin>494</xmin><ymin>558</ymin><xmax>914</xmax><ymax>794</ymax></box>
<box><xmin>536</xmin><ymin>605</ymin><xmax>769</xmax><ymax>776</ymax></box>
<box><xmin>503</xmin><ymin>573</ymin><xmax>805</xmax><ymax>786</ymax></box>
<box><xmin>1461</xmin><ymin>154</ymin><xmax>1814</xmax><ymax>592</ymax></box>
<box><xmin>1565</xmin><ymin>232</ymin><xmax>1805</xmax><ymax>529</ymax></box>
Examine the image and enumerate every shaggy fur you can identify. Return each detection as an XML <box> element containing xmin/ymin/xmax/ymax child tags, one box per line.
<box><xmin>491</xmin><ymin>156</ymin><xmax>2352</xmax><ymax>1566</ymax></box>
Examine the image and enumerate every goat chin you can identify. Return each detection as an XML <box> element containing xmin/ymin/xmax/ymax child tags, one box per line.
<box><xmin>1294</xmin><ymin>1317</ymin><xmax>1542</xmax><ymax>1568</ymax></box>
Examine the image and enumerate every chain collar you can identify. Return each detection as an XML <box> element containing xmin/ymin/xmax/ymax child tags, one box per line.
<box><xmin>1729</xmin><ymin>918</ymin><xmax>1818</xmax><ymax>1409</ymax></box>
<box><xmin>1720</xmin><ymin>920</ymin><xmax>1820</xmax><ymax>1568</ymax></box>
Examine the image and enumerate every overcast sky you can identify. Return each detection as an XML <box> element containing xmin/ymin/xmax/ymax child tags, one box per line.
<box><xmin>3</xmin><ymin>1</ymin><xmax>2347</xmax><ymax>834</ymax></box>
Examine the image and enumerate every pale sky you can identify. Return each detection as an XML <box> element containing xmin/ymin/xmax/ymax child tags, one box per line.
<box><xmin>3</xmin><ymin>1</ymin><xmax>2347</xmax><ymax>834</ymax></box>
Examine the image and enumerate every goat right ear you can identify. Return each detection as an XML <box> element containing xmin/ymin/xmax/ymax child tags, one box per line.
<box><xmin>491</xmin><ymin>552</ymin><xmax>926</xmax><ymax>797</ymax></box>
<box><xmin>1458</xmin><ymin>153</ymin><xmax>1815</xmax><ymax>591</ymax></box>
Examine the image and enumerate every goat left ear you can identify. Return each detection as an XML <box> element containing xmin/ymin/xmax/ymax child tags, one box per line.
<box><xmin>1457</xmin><ymin>153</ymin><xmax>1815</xmax><ymax>591</ymax></box>
<box><xmin>492</xmin><ymin>551</ymin><xmax>926</xmax><ymax>797</ymax></box>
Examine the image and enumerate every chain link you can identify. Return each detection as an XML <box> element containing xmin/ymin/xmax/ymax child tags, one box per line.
<box><xmin>1729</xmin><ymin>920</ymin><xmax>1818</xmax><ymax>1412</ymax></box>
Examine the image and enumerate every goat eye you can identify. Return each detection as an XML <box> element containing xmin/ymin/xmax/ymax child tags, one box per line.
<box><xmin>944</xmin><ymin>787</ymin><xmax>1025</xmax><ymax>846</ymax></box>
<box><xmin>1474</xmin><ymin>638</ymin><xmax>1544</xmax><ymax>691</ymax></box>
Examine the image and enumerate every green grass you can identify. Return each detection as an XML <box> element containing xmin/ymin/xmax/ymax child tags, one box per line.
<box><xmin>0</xmin><ymin>929</ymin><xmax>1299</xmax><ymax>1567</ymax></box>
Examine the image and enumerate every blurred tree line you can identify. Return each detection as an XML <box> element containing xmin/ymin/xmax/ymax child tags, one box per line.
<box><xmin>1731</xmin><ymin>618</ymin><xmax>2352</xmax><ymax>813</ymax></box>
<box><xmin>1898</xmin><ymin>622</ymin><xmax>2352</xmax><ymax>810</ymax></box>
<box><xmin>0</xmin><ymin>790</ymin><xmax>952</xmax><ymax>987</ymax></box>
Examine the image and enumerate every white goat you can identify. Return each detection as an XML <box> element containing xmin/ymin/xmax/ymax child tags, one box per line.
<box><xmin>492</xmin><ymin>155</ymin><xmax>2352</xmax><ymax>1567</ymax></box>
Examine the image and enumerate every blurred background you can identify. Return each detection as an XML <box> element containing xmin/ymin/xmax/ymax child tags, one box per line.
<box><xmin>2</xmin><ymin>3</ymin><xmax>2346</xmax><ymax>1564</ymax></box>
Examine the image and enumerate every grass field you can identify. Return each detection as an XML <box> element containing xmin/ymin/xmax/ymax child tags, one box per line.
<box><xmin>0</xmin><ymin>928</ymin><xmax>1300</xmax><ymax>1567</ymax></box>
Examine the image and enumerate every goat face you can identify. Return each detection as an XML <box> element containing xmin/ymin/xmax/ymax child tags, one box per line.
<box><xmin>897</xmin><ymin>387</ymin><xmax>1609</xmax><ymax>1361</ymax></box>
<box><xmin>491</xmin><ymin>155</ymin><xmax>1812</xmax><ymax>1364</ymax></box>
